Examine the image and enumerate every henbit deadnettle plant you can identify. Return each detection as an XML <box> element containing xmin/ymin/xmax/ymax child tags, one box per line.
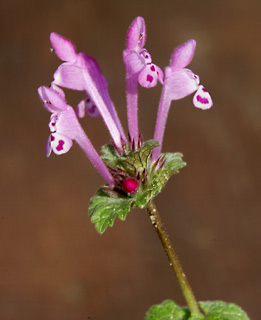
<box><xmin>38</xmin><ymin>16</ymin><xmax>250</xmax><ymax>320</ymax></box>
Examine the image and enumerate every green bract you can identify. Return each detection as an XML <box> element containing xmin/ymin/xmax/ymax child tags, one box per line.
<box><xmin>145</xmin><ymin>300</ymin><xmax>250</xmax><ymax>320</ymax></box>
<box><xmin>89</xmin><ymin>140</ymin><xmax>186</xmax><ymax>233</ymax></box>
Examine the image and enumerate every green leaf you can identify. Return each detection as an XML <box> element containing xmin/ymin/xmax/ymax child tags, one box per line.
<box><xmin>100</xmin><ymin>144</ymin><xmax>119</xmax><ymax>166</ymax></box>
<box><xmin>139</xmin><ymin>140</ymin><xmax>160</xmax><ymax>168</ymax></box>
<box><xmin>162</xmin><ymin>152</ymin><xmax>187</xmax><ymax>175</ymax></box>
<box><xmin>89</xmin><ymin>189</ymin><xmax>132</xmax><ymax>234</ymax></box>
<box><xmin>188</xmin><ymin>313</ymin><xmax>205</xmax><ymax>320</ymax></box>
<box><xmin>124</xmin><ymin>140</ymin><xmax>160</xmax><ymax>173</ymax></box>
<box><xmin>131</xmin><ymin>152</ymin><xmax>186</xmax><ymax>208</ymax></box>
<box><xmin>90</xmin><ymin>141</ymin><xmax>187</xmax><ymax>232</ymax></box>
<box><xmin>144</xmin><ymin>299</ymin><xmax>250</xmax><ymax>320</ymax></box>
<box><xmin>199</xmin><ymin>301</ymin><xmax>250</xmax><ymax>320</ymax></box>
<box><xmin>145</xmin><ymin>300</ymin><xmax>190</xmax><ymax>320</ymax></box>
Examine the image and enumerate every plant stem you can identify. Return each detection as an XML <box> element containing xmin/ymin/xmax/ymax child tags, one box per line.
<box><xmin>146</xmin><ymin>201</ymin><xmax>201</xmax><ymax>314</ymax></box>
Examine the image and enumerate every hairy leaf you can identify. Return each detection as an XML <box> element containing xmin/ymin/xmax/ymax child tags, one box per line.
<box><xmin>90</xmin><ymin>141</ymin><xmax>186</xmax><ymax>232</ymax></box>
<box><xmin>89</xmin><ymin>189</ymin><xmax>132</xmax><ymax>234</ymax></box>
<box><xmin>199</xmin><ymin>301</ymin><xmax>250</xmax><ymax>320</ymax></box>
<box><xmin>145</xmin><ymin>300</ymin><xmax>190</xmax><ymax>320</ymax></box>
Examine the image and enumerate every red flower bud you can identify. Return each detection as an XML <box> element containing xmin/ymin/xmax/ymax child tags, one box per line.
<box><xmin>122</xmin><ymin>178</ymin><xmax>139</xmax><ymax>194</ymax></box>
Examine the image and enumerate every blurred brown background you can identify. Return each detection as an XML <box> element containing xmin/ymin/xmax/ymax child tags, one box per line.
<box><xmin>0</xmin><ymin>0</ymin><xmax>260</xmax><ymax>319</ymax></box>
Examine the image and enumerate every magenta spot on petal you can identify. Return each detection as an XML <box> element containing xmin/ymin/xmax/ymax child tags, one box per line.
<box><xmin>150</xmin><ymin>65</ymin><xmax>155</xmax><ymax>72</ymax></box>
<box><xmin>196</xmin><ymin>95</ymin><xmax>209</xmax><ymax>104</ymax></box>
<box><xmin>145</xmin><ymin>55</ymin><xmax>149</xmax><ymax>58</ymax></box>
<box><xmin>50</xmin><ymin>135</ymin><xmax>55</xmax><ymax>141</ymax></box>
<box><xmin>89</xmin><ymin>104</ymin><xmax>96</xmax><ymax>114</ymax></box>
<box><xmin>56</xmin><ymin>139</ymin><xmax>65</xmax><ymax>151</ymax></box>
<box><xmin>146</xmin><ymin>74</ymin><xmax>154</xmax><ymax>83</ymax></box>
<box><xmin>122</xmin><ymin>178</ymin><xmax>139</xmax><ymax>194</ymax></box>
<box><xmin>202</xmin><ymin>87</ymin><xmax>207</xmax><ymax>92</ymax></box>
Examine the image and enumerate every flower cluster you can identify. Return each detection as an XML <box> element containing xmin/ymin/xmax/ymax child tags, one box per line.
<box><xmin>38</xmin><ymin>16</ymin><xmax>213</xmax><ymax>192</ymax></box>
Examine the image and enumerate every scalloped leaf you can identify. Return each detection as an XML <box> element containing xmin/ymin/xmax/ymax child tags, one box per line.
<box><xmin>144</xmin><ymin>300</ymin><xmax>250</xmax><ymax>320</ymax></box>
<box><xmin>199</xmin><ymin>301</ymin><xmax>250</xmax><ymax>320</ymax></box>
<box><xmin>162</xmin><ymin>152</ymin><xmax>187</xmax><ymax>175</ymax></box>
<box><xmin>89</xmin><ymin>189</ymin><xmax>132</xmax><ymax>234</ymax></box>
<box><xmin>145</xmin><ymin>300</ymin><xmax>190</xmax><ymax>320</ymax></box>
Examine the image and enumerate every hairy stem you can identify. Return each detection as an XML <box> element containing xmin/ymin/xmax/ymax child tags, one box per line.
<box><xmin>146</xmin><ymin>201</ymin><xmax>201</xmax><ymax>314</ymax></box>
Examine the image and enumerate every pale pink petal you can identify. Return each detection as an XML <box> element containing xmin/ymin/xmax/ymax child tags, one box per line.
<box><xmin>50</xmin><ymin>132</ymin><xmax>73</xmax><ymax>155</ymax></box>
<box><xmin>164</xmin><ymin>67</ymin><xmax>199</xmax><ymax>100</ymax></box>
<box><xmin>126</xmin><ymin>16</ymin><xmax>146</xmax><ymax>51</ymax></box>
<box><xmin>170</xmin><ymin>39</ymin><xmax>197</xmax><ymax>72</ymax></box>
<box><xmin>55</xmin><ymin>110</ymin><xmax>79</xmax><ymax>139</ymax></box>
<box><xmin>53</xmin><ymin>63</ymin><xmax>85</xmax><ymax>90</ymax></box>
<box><xmin>50</xmin><ymin>33</ymin><xmax>77</xmax><ymax>62</ymax></box>
<box><xmin>53</xmin><ymin>53</ymin><xmax>113</xmax><ymax>108</ymax></box>
<box><xmin>50</xmin><ymin>83</ymin><xmax>66</xmax><ymax>99</ymax></box>
<box><xmin>38</xmin><ymin>86</ymin><xmax>67</xmax><ymax>112</ymax></box>
<box><xmin>76</xmin><ymin>99</ymin><xmax>87</xmax><ymax>118</ymax></box>
<box><xmin>193</xmin><ymin>85</ymin><xmax>213</xmax><ymax>110</ymax></box>
<box><xmin>123</xmin><ymin>51</ymin><xmax>144</xmax><ymax>77</ymax></box>
<box><xmin>155</xmin><ymin>65</ymin><xmax>164</xmax><ymax>85</ymax></box>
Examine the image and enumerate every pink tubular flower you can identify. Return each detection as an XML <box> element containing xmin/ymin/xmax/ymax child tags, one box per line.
<box><xmin>124</xmin><ymin>17</ymin><xmax>164</xmax><ymax>89</ymax></box>
<box><xmin>123</xmin><ymin>16</ymin><xmax>164</xmax><ymax>146</ymax></box>
<box><xmin>38</xmin><ymin>84</ymin><xmax>74</xmax><ymax>156</ymax></box>
<box><xmin>152</xmin><ymin>39</ymin><xmax>213</xmax><ymax>160</ymax></box>
<box><xmin>38</xmin><ymin>84</ymin><xmax>114</xmax><ymax>187</ymax></box>
<box><xmin>50</xmin><ymin>32</ymin><xmax>126</xmax><ymax>149</ymax></box>
<box><xmin>38</xmin><ymin>16</ymin><xmax>213</xmax><ymax>188</ymax></box>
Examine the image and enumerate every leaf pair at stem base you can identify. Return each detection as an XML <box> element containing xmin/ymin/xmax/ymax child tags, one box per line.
<box><xmin>145</xmin><ymin>300</ymin><xmax>250</xmax><ymax>320</ymax></box>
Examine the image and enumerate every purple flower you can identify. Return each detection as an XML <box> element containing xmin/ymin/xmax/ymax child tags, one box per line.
<box><xmin>38</xmin><ymin>16</ymin><xmax>213</xmax><ymax>187</ymax></box>
<box><xmin>50</xmin><ymin>32</ymin><xmax>126</xmax><ymax>149</ymax></box>
<box><xmin>123</xmin><ymin>16</ymin><xmax>164</xmax><ymax>146</ymax></box>
<box><xmin>38</xmin><ymin>84</ymin><xmax>114</xmax><ymax>187</ymax></box>
<box><xmin>124</xmin><ymin>16</ymin><xmax>164</xmax><ymax>89</ymax></box>
<box><xmin>152</xmin><ymin>39</ymin><xmax>213</xmax><ymax>160</ymax></box>
<box><xmin>38</xmin><ymin>84</ymin><xmax>74</xmax><ymax>156</ymax></box>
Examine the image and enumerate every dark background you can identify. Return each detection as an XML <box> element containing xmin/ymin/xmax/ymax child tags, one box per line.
<box><xmin>1</xmin><ymin>0</ymin><xmax>260</xmax><ymax>319</ymax></box>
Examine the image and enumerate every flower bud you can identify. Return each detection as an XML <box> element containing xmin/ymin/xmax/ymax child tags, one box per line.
<box><xmin>122</xmin><ymin>178</ymin><xmax>139</xmax><ymax>194</ymax></box>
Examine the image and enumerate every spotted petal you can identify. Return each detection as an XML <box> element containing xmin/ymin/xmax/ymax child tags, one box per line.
<box><xmin>193</xmin><ymin>85</ymin><xmax>213</xmax><ymax>110</ymax></box>
<box><xmin>48</xmin><ymin>132</ymin><xmax>73</xmax><ymax>156</ymax></box>
<box><xmin>138</xmin><ymin>64</ymin><xmax>163</xmax><ymax>88</ymax></box>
